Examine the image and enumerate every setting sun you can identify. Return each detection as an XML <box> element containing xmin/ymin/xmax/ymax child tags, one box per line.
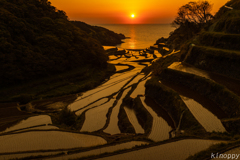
<box><xmin>49</xmin><ymin>0</ymin><xmax>226</xmax><ymax>24</ymax></box>
<box><xmin>1</xmin><ymin>0</ymin><xmax>239</xmax><ymax>159</ymax></box>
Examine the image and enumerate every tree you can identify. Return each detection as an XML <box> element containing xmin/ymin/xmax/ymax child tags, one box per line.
<box><xmin>57</xmin><ymin>107</ymin><xmax>77</xmax><ymax>127</ymax></box>
<box><xmin>172</xmin><ymin>1</ymin><xmax>213</xmax><ymax>26</ymax></box>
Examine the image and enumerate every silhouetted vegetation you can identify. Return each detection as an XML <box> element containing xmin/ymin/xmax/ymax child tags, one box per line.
<box><xmin>156</xmin><ymin>0</ymin><xmax>213</xmax><ymax>50</ymax></box>
<box><xmin>172</xmin><ymin>1</ymin><xmax>213</xmax><ymax>26</ymax></box>
<box><xmin>0</xmin><ymin>0</ymin><xmax>113</xmax><ymax>87</ymax></box>
<box><xmin>56</xmin><ymin>107</ymin><xmax>76</xmax><ymax>126</ymax></box>
<box><xmin>72</xmin><ymin>21</ymin><xmax>125</xmax><ymax>46</ymax></box>
<box><xmin>52</xmin><ymin>106</ymin><xmax>83</xmax><ymax>130</ymax></box>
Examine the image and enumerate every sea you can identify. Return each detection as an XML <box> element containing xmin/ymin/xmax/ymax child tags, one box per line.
<box><xmin>98</xmin><ymin>24</ymin><xmax>175</xmax><ymax>49</ymax></box>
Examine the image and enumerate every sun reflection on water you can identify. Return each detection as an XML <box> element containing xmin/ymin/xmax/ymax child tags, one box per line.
<box><xmin>129</xmin><ymin>25</ymin><xmax>136</xmax><ymax>49</ymax></box>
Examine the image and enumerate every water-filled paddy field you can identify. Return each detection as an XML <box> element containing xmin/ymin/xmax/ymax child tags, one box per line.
<box><xmin>0</xmin><ymin>48</ymin><xmax>235</xmax><ymax>159</ymax></box>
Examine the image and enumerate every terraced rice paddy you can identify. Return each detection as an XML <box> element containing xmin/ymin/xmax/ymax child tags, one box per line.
<box><xmin>124</xmin><ymin>107</ymin><xmax>144</xmax><ymax>134</ymax></box>
<box><xmin>109</xmin><ymin>55</ymin><xmax>153</xmax><ymax>64</ymax></box>
<box><xmin>168</xmin><ymin>62</ymin><xmax>240</xmax><ymax>97</ymax></box>
<box><xmin>103</xmin><ymin>46</ymin><xmax>117</xmax><ymax>50</ymax></box>
<box><xmin>1</xmin><ymin>48</ymin><xmax>235</xmax><ymax>160</ymax></box>
<box><xmin>130</xmin><ymin>78</ymin><xmax>150</xmax><ymax>98</ymax></box>
<box><xmin>115</xmin><ymin>65</ymin><xmax>130</xmax><ymax>72</ymax></box>
<box><xmin>46</xmin><ymin>141</ymin><xmax>149</xmax><ymax>160</ymax></box>
<box><xmin>0</xmin><ymin>131</ymin><xmax>107</xmax><ymax>153</ymax></box>
<box><xmin>1</xmin><ymin>115</ymin><xmax>53</xmax><ymax>133</ymax></box>
<box><xmin>81</xmin><ymin>99</ymin><xmax>116</xmax><ymax>132</ymax></box>
<box><xmin>75</xmin><ymin>98</ymin><xmax>108</xmax><ymax>116</ymax></box>
<box><xmin>69</xmin><ymin>71</ymin><xmax>139</xmax><ymax>111</ymax></box>
<box><xmin>140</xmin><ymin>97</ymin><xmax>172</xmax><ymax>142</ymax></box>
<box><xmin>0</xmin><ymin>151</ymin><xmax>62</xmax><ymax>160</ymax></box>
<box><xmin>104</xmin><ymin>88</ymin><xmax>131</xmax><ymax>134</ymax></box>
<box><xmin>123</xmin><ymin>73</ymin><xmax>145</xmax><ymax>89</ymax></box>
<box><xmin>181</xmin><ymin>96</ymin><xmax>226</xmax><ymax>132</ymax></box>
<box><xmin>153</xmin><ymin>51</ymin><xmax>162</xmax><ymax>58</ymax></box>
<box><xmin>168</xmin><ymin>62</ymin><xmax>210</xmax><ymax>79</ymax></box>
<box><xmin>161</xmin><ymin>64</ymin><xmax>228</xmax><ymax>133</ymax></box>
<box><xmin>8</xmin><ymin>125</ymin><xmax>59</xmax><ymax>133</ymax></box>
<box><xmin>96</xmin><ymin>139</ymin><xmax>225</xmax><ymax>160</ymax></box>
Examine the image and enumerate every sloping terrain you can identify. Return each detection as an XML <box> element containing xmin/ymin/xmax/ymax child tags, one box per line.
<box><xmin>0</xmin><ymin>0</ymin><xmax>126</xmax><ymax>103</ymax></box>
<box><xmin>72</xmin><ymin>21</ymin><xmax>125</xmax><ymax>46</ymax></box>
<box><xmin>1</xmin><ymin>1</ymin><xmax>240</xmax><ymax>160</ymax></box>
<box><xmin>149</xmin><ymin>1</ymin><xmax>240</xmax><ymax>158</ymax></box>
<box><xmin>0</xmin><ymin>0</ymin><xmax>109</xmax><ymax>87</ymax></box>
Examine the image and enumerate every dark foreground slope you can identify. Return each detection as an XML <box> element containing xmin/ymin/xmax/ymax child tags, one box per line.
<box><xmin>184</xmin><ymin>1</ymin><xmax>240</xmax><ymax>80</ymax></box>
<box><xmin>150</xmin><ymin>0</ymin><xmax>240</xmax><ymax>158</ymax></box>
<box><xmin>0</xmin><ymin>0</ymin><xmax>109</xmax><ymax>87</ymax></box>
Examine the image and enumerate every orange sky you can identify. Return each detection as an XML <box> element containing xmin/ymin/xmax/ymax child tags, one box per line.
<box><xmin>49</xmin><ymin>0</ymin><xmax>227</xmax><ymax>24</ymax></box>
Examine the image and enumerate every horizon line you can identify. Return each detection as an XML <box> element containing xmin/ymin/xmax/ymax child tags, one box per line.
<box><xmin>94</xmin><ymin>23</ymin><xmax>172</xmax><ymax>25</ymax></box>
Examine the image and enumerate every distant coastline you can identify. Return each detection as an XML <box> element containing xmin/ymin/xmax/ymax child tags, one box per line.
<box><xmin>99</xmin><ymin>24</ymin><xmax>175</xmax><ymax>49</ymax></box>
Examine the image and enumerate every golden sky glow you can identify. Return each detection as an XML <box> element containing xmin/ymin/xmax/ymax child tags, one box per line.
<box><xmin>49</xmin><ymin>0</ymin><xmax>227</xmax><ymax>24</ymax></box>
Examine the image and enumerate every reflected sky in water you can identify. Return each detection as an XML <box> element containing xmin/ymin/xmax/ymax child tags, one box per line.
<box><xmin>129</xmin><ymin>25</ymin><xmax>136</xmax><ymax>49</ymax></box>
<box><xmin>99</xmin><ymin>24</ymin><xmax>175</xmax><ymax>49</ymax></box>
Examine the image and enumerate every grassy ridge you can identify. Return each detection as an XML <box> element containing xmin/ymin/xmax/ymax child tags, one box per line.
<box><xmin>213</xmin><ymin>10</ymin><xmax>240</xmax><ymax>34</ymax></box>
<box><xmin>199</xmin><ymin>32</ymin><xmax>240</xmax><ymax>50</ymax></box>
<box><xmin>145</xmin><ymin>77</ymin><xmax>205</xmax><ymax>135</ymax></box>
<box><xmin>184</xmin><ymin>46</ymin><xmax>240</xmax><ymax>80</ymax></box>
<box><xmin>160</xmin><ymin>68</ymin><xmax>240</xmax><ymax>118</ymax></box>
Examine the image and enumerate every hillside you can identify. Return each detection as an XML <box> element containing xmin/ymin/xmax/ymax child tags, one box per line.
<box><xmin>151</xmin><ymin>0</ymin><xmax>240</xmax><ymax>158</ymax></box>
<box><xmin>1</xmin><ymin>1</ymin><xmax>240</xmax><ymax>159</ymax></box>
<box><xmin>72</xmin><ymin>21</ymin><xmax>125</xmax><ymax>46</ymax></box>
<box><xmin>183</xmin><ymin>0</ymin><xmax>240</xmax><ymax>80</ymax></box>
<box><xmin>154</xmin><ymin>0</ymin><xmax>240</xmax><ymax>131</ymax></box>
<box><xmin>0</xmin><ymin>0</ymin><xmax>123</xmax><ymax>88</ymax></box>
